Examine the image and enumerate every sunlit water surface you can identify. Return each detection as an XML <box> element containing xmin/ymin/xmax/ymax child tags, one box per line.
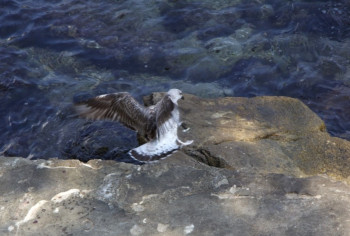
<box><xmin>1</xmin><ymin>0</ymin><xmax>349</xmax><ymax>161</ymax></box>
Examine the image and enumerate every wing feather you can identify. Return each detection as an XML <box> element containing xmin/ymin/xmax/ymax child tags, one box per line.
<box><xmin>155</xmin><ymin>95</ymin><xmax>175</xmax><ymax>127</ymax></box>
<box><xmin>75</xmin><ymin>92</ymin><xmax>149</xmax><ymax>132</ymax></box>
<box><xmin>153</xmin><ymin>95</ymin><xmax>176</xmax><ymax>138</ymax></box>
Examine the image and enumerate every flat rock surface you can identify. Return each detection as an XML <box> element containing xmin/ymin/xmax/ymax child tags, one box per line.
<box><xmin>1</xmin><ymin>94</ymin><xmax>350</xmax><ymax>235</ymax></box>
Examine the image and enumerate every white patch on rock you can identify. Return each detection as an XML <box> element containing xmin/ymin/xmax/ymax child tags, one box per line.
<box><xmin>131</xmin><ymin>203</ymin><xmax>145</xmax><ymax>212</ymax></box>
<box><xmin>211</xmin><ymin>112</ymin><xmax>233</xmax><ymax>119</ymax></box>
<box><xmin>37</xmin><ymin>161</ymin><xmax>98</xmax><ymax>169</ymax></box>
<box><xmin>37</xmin><ymin>162</ymin><xmax>76</xmax><ymax>169</ymax></box>
<box><xmin>131</xmin><ymin>194</ymin><xmax>159</xmax><ymax>213</ymax></box>
<box><xmin>17</xmin><ymin>179</ymin><xmax>28</xmax><ymax>184</ymax></box>
<box><xmin>7</xmin><ymin>158</ymin><xmax>21</xmax><ymax>167</ymax></box>
<box><xmin>97</xmin><ymin>173</ymin><xmax>119</xmax><ymax>201</ymax></box>
<box><xmin>142</xmin><ymin>218</ymin><xmax>147</xmax><ymax>224</ymax></box>
<box><xmin>184</xmin><ymin>224</ymin><xmax>194</xmax><ymax>234</ymax></box>
<box><xmin>139</xmin><ymin>194</ymin><xmax>159</xmax><ymax>204</ymax></box>
<box><xmin>229</xmin><ymin>185</ymin><xmax>237</xmax><ymax>194</ymax></box>
<box><xmin>130</xmin><ymin>225</ymin><xmax>144</xmax><ymax>235</ymax></box>
<box><xmin>215</xmin><ymin>178</ymin><xmax>229</xmax><ymax>188</ymax></box>
<box><xmin>16</xmin><ymin>200</ymin><xmax>48</xmax><ymax>228</ymax></box>
<box><xmin>51</xmin><ymin>189</ymin><xmax>80</xmax><ymax>203</ymax></box>
<box><xmin>8</xmin><ymin>225</ymin><xmax>14</xmax><ymax>232</ymax></box>
<box><xmin>53</xmin><ymin>207</ymin><xmax>60</xmax><ymax>214</ymax></box>
<box><xmin>211</xmin><ymin>193</ymin><xmax>255</xmax><ymax>200</ymax></box>
<box><xmin>80</xmin><ymin>163</ymin><xmax>99</xmax><ymax>169</ymax></box>
<box><xmin>285</xmin><ymin>193</ymin><xmax>322</xmax><ymax>200</ymax></box>
<box><xmin>126</xmin><ymin>174</ymin><xmax>132</xmax><ymax>179</ymax></box>
<box><xmin>80</xmin><ymin>189</ymin><xmax>91</xmax><ymax>197</ymax></box>
<box><xmin>211</xmin><ymin>184</ymin><xmax>256</xmax><ymax>200</ymax></box>
<box><xmin>157</xmin><ymin>223</ymin><xmax>169</xmax><ymax>233</ymax></box>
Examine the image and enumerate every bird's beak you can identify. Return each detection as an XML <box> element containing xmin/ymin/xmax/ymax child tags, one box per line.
<box><xmin>181</xmin><ymin>95</ymin><xmax>184</xmax><ymax>100</ymax></box>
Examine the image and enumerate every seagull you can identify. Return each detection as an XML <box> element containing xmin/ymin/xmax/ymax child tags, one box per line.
<box><xmin>74</xmin><ymin>89</ymin><xmax>193</xmax><ymax>162</ymax></box>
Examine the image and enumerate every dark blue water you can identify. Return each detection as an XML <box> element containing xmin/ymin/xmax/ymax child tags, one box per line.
<box><xmin>1</xmin><ymin>0</ymin><xmax>350</xmax><ymax>161</ymax></box>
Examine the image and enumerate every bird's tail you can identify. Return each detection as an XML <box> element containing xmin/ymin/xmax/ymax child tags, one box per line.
<box><xmin>128</xmin><ymin>140</ymin><xmax>179</xmax><ymax>163</ymax></box>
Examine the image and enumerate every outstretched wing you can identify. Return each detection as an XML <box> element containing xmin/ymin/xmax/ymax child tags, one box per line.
<box><xmin>74</xmin><ymin>92</ymin><xmax>149</xmax><ymax>132</ymax></box>
<box><xmin>155</xmin><ymin>94</ymin><xmax>175</xmax><ymax>129</ymax></box>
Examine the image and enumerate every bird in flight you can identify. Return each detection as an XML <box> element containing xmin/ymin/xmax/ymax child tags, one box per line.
<box><xmin>74</xmin><ymin>89</ymin><xmax>193</xmax><ymax>162</ymax></box>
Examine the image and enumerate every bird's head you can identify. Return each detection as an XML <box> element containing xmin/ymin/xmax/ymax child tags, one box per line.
<box><xmin>167</xmin><ymin>89</ymin><xmax>184</xmax><ymax>104</ymax></box>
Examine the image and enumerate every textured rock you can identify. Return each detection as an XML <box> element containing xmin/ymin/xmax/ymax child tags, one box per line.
<box><xmin>1</xmin><ymin>156</ymin><xmax>350</xmax><ymax>236</ymax></box>
<box><xmin>1</xmin><ymin>94</ymin><xmax>350</xmax><ymax>235</ymax></box>
<box><xmin>145</xmin><ymin>93</ymin><xmax>350</xmax><ymax>180</ymax></box>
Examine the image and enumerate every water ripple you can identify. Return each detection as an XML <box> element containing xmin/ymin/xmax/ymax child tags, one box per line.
<box><xmin>1</xmin><ymin>0</ymin><xmax>350</xmax><ymax>160</ymax></box>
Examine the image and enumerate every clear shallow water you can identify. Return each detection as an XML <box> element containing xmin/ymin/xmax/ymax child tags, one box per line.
<box><xmin>1</xmin><ymin>0</ymin><xmax>350</xmax><ymax>161</ymax></box>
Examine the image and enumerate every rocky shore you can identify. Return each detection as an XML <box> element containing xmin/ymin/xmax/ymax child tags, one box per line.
<box><xmin>1</xmin><ymin>93</ymin><xmax>350</xmax><ymax>235</ymax></box>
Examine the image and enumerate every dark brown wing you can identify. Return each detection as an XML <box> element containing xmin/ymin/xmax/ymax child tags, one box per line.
<box><xmin>74</xmin><ymin>92</ymin><xmax>150</xmax><ymax>132</ymax></box>
<box><xmin>155</xmin><ymin>94</ymin><xmax>175</xmax><ymax>127</ymax></box>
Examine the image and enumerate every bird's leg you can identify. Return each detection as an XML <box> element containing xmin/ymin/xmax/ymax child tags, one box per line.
<box><xmin>176</xmin><ymin>138</ymin><xmax>193</xmax><ymax>146</ymax></box>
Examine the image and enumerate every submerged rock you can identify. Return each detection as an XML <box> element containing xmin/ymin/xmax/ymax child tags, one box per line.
<box><xmin>205</xmin><ymin>36</ymin><xmax>243</xmax><ymax>63</ymax></box>
<box><xmin>1</xmin><ymin>93</ymin><xmax>350</xmax><ymax>235</ymax></box>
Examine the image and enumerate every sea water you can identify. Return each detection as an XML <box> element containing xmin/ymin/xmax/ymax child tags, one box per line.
<box><xmin>1</xmin><ymin>0</ymin><xmax>349</xmax><ymax>161</ymax></box>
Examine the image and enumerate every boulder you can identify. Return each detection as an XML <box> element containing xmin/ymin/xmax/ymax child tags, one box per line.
<box><xmin>145</xmin><ymin>93</ymin><xmax>350</xmax><ymax>180</ymax></box>
<box><xmin>1</xmin><ymin>93</ymin><xmax>350</xmax><ymax>235</ymax></box>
